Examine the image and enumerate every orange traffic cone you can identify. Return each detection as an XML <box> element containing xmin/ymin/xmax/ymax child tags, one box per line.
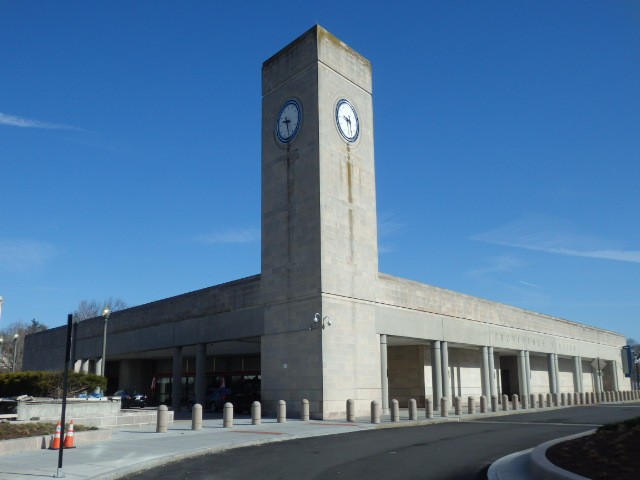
<box><xmin>63</xmin><ymin>420</ymin><xmax>76</xmax><ymax>449</ymax></box>
<box><xmin>49</xmin><ymin>422</ymin><xmax>62</xmax><ymax>449</ymax></box>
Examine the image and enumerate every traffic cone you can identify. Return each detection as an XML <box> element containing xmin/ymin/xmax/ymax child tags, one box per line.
<box><xmin>63</xmin><ymin>420</ymin><xmax>76</xmax><ymax>449</ymax></box>
<box><xmin>49</xmin><ymin>422</ymin><xmax>62</xmax><ymax>449</ymax></box>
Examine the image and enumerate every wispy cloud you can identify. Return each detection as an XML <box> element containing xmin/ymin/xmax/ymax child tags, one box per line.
<box><xmin>0</xmin><ymin>112</ymin><xmax>80</xmax><ymax>130</ymax></box>
<box><xmin>377</xmin><ymin>211</ymin><xmax>407</xmax><ymax>254</ymax></box>
<box><xmin>471</xmin><ymin>216</ymin><xmax>640</xmax><ymax>264</ymax></box>
<box><xmin>0</xmin><ymin>239</ymin><xmax>57</xmax><ymax>273</ymax></box>
<box><xmin>193</xmin><ymin>228</ymin><xmax>260</xmax><ymax>245</ymax></box>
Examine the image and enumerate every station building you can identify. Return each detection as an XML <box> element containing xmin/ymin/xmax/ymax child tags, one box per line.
<box><xmin>24</xmin><ymin>26</ymin><xmax>627</xmax><ymax>419</ymax></box>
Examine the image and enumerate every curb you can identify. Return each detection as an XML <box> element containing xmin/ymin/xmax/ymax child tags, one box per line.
<box><xmin>529</xmin><ymin>430</ymin><xmax>594</xmax><ymax>480</ymax></box>
<box><xmin>0</xmin><ymin>429</ymin><xmax>112</xmax><ymax>456</ymax></box>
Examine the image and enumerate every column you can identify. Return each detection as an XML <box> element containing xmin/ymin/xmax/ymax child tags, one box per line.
<box><xmin>572</xmin><ymin>356</ymin><xmax>581</xmax><ymax>393</ymax></box>
<box><xmin>432</xmin><ymin>341</ymin><xmax>442</xmax><ymax>408</ymax></box>
<box><xmin>441</xmin><ymin>341</ymin><xmax>449</xmax><ymax>402</ymax></box>
<box><xmin>195</xmin><ymin>343</ymin><xmax>207</xmax><ymax>409</ymax></box>
<box><xmin>95</xmin><ymin>358</ymin><xmax>103</xmax><ymax>377</ymax></box>
<box><xmin>524</xmin><ymin>351</ymin><xmax>532</xmax><ymax>395</ymax></box>
<box><xmin>81</xmin><ymin>359</ymin><xmax>89</xmax><ymax>373</ymax></box>
<box><xmin>488</xmin><ymin>346</ymin><xmax>497</xmax><ymax>399</ymax></box>
<box><xmin>380</xmin><ymin>334</ymin><xmax>389</xmax><ymax>415</ymax></box>
<box><xmin>577</xmin><ymin>357</ymin><xmax>584</xmax><ymax>393</ymax></box>
<box><xmin>517</xmin><ymin>351</ymin><xmax>528</xmax><ymax>398</ymax></box>
<box><xmin>172</xmin><ymin>346</ymin><xmax>183</xmax><ymax>413</ymax></box>
<box><xmin>553</xmin><ymin>354</ymin><xmax>561</xmax><ymax>393</ymax></box>
<box><xmin>480</xmin><ymin>346</ymin><xmax>490</xmax><ymax>398</ymax></box>
<box><xmin>612</xmin><ymin>360</ymin><xmax>619</xmax><ymax>392</ymax></box>
<box><xmin>547</xmin><ymin>353</ymin><xmax>557</xmax><ymax>394</ymax></box>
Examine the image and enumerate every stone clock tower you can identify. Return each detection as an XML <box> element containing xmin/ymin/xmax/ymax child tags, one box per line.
<box><xmin>260</xmin><ymin>26</ymin><xmax>381</xmax><ymax>419</ymax></box>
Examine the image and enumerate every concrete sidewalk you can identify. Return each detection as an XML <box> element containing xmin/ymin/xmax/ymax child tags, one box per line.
<box><xmin>0</xmin><ymin>414</ymin><xmax>397</xmax><ymax>480</ymax></box>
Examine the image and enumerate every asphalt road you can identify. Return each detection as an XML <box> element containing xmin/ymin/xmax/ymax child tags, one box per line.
<box><xmin>121</xmin><ymin>404</ymin><xmax>640</xmax><ymax>480</ymax></box>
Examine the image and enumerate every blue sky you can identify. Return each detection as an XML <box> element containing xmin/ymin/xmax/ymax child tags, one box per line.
<box><xmin>1</xmin><ymin>2</ymin><xmax>638</xmax><ymax>339</ymax></box>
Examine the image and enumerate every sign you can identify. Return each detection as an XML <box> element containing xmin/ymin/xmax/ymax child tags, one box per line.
<box><xmin>591</xmin><ymin>358</ymin><xmax>607</xmax><ymax>371</ymax></box>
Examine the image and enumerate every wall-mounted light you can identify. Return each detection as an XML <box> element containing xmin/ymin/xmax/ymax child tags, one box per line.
<box><xmin>313</xmin><ymin>313</ymin><xmax>331</xmax><ymax>330</ymax></box>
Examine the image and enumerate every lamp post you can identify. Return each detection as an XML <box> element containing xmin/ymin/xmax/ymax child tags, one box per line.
<box><xmin>12</xmin><ymin>333</ymin><xmax>18</xmax><ymax>373</ymax></box>
<box><xmin>0</xmin><ymin>337</ymin><xmax>4</xmax><ymax>370</ymax></box>
<box><xmin>100</xmin><ymin>306</ymin><xmax>111</xmax><ymax>380</ymax></box>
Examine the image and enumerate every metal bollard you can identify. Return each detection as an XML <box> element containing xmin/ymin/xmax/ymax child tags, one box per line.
<box><xmin>425</xmin><ymin>397</ymin><xmax>433</xmax><ymax>419</ymax></box>
<box><xmin>468</xmin><ymin>396</ymin><xmax>476</xmax><ymax>415</ymax></box>
<box><xmin>530</xmin><ymin>393</ymin><xmax>536</xmax><ymax>409</ymax></box>
<box><xmin>512</xmin><ymin>394</ymin><xmax>519</xmax><ymax>411</ymax></box>
<box><xmin>277</xmin><ymin>400</ymin><xmax>286</xmax><ymax>423</ymax></box>
<box><xmin>391</xmin><ymin>399</ymin><xmax>399</xmax><ymax>422</ymax></box>
<box><xmin>301</xmin><ymin>399</ymin><xmax>309</xmax><ymax>421</ymax></box>
<box><xmin>223</xmin><ymin>402</ymin><xmax>234</xmax><ymax>428</ymax></box>
<box><xmin>440</xmin><ymin>397</ymin><xmax>449</xmax><ymax>417</ymax></box>
<box><xmin>251</xmin><ymin>401</ymin><xmax>261</xmax><ymax>425</ymax></box>
<box><xmin>454</xmin><ymin>396</ymin><xmax>462</xmax><ymax>416</ymax></box>
<box><xmin>490</xmin><ymin>395</ymin><xmax>497</xmax><ymax>413</ymax></box>
<box><xmin>156</xmin><ymin>405</ymin><xmax>168</xmax><ymax>433</ymax></box>
<box><xmin>192</xmin><ymin>403</ymin><xmax>202</xmax><ymax>431</ymax></box>
<box><xmin>371</xmin><ymin>400</ymin><xmax>381</xmax><ymax>424</ymax></box>
<box><xmin>409</xmin><ymin>399</ymin><xmax>418</xmax><ymax>420</ymax></box>
<box><xmin>502</xmin><ymin>394</ymin><xmax>509</xmax><ymax>411</ymax></box>
<box><xmin>346</xmin><ymin>399</ymin><xmax>356</xmax><ymax>422</ymax></box>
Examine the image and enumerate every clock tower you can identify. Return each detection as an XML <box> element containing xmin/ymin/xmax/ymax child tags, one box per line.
<box><xmin>260</xmin><ymin>26</ymin><xmax>381</xmax><ymax>419</ymax></box>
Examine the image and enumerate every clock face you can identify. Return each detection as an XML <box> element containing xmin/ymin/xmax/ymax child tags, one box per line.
<box><xmin>336</xmin><ymin>99</ymin><xmax>359</xmax><ymax>142</ymax></box>
<box><xmin>276</xmin><ymin>99</ymin><xmax>302</xmax><ymax>143</ymax></box>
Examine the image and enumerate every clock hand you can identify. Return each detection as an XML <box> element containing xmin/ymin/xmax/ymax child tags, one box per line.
<box><xmin>343</xmin><ymin>116</ymin><xmax>352</xmax><ymax>135</ymax></box>
<box><xmin>283</xmin><ymin>117</ymin><xmax>291</xmax><ymax>135</ymax></box>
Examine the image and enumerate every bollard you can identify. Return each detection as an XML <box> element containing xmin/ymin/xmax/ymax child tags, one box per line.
<box><xmin>301</xmin><ymin>399</ymin><xmax>309</xmax><ymax>421</ymax></box>
<box><xmin>251</xmin><ymin>401</ymin><xmax>261</xmax><ymax>425</ymax></box>
<box><xmin>223</xmin><ymin>402</ymin><xmax>234</xmax><ymax>428</ymax></box>
<box><xmin>278</xmin><ymin>400</ymin><xmax>287</xmax><ymax>423</ymax></box>
<box><xmin>590</xmin><ymin>392</ymin><xmax>596</xmax><ymax>404</ymax></box>
<box><xmin>490</xmin><ymin>395</ymin><xmax>497</xmax><ymax>413</ymax></box>
<box><xmin>552</xmin><ymin>393</ymin><xmax>559</xmax><ymax>407</ymax></box>
<box><xmin>546</xmin><ymin>393</ymin><xmax>552</xmax><ymax>407</ymax></box>
<box><xmin>512</xmin><ymin>394</ymin><xmax>519</xmax><ymax>411</ymax></box>
<box><xmin>454</xmin><ymin>396</ymin><xmax>462</xmax><ymax>416</ymax></box>
<box><xmin>560</xmin><ymin>393</ymin><xmax>566</xmax><ymax>406</ymax></box>
<box><xmin>502</xmin><ymin>394</ymin><xmax>509</xmax><ymax>411</ymax></box>
<box><xmin>468</xmin><ymin>396</ymin><xmax>476</xmax><ymax>415</ymax></box>
<box><xmin>371</xmin><ymin>400</ymin><xmax>381</xmax><ymax>424</ymax></box>
<box><xmin>573</xmin><ymin>392</ymin><xmax>579</xmax><ymax>405</ymax></box>
<box><xmin>409</xmin><ymin>399</ymin><xmax>418</xmax><ymax>420</ymax></box>
<box><xmin>567</xmin><ymin>393</ymin><xmax>572</xmax><ymax>406</ymax></box>
<box><xmin>440</xmin><ymin>397</ymin><xmax>449</xmax><ymax>417</ymax></box>
<box><xmin>191</xmin><ymin>403</ymin><xmax>202</xmax><ymax>431</ymax></box>
<box><xmin>539</xmin><ymin>393</ymin><xmax>545</xmax><ymax>408</ymax></box>
<box><xmin>480</xmin><ymin>395</ymin><xmax>488</xmax><ymax>414</ymax></box>
<box><xmin>425</xmin><ymin>397</ymin><xmax>434</xmax><ymax>419</ymax></box>
<box><xmin>530</xmin><ymin>393</ymin><xmax>536</xmax><ymax>409</ymax></box>
<box><xmin>522</xmin><ymin>393</ymin><xmax>529</xmax><ymax>410</ymax></box>
<box><xmin>156</xmin><ymin>405</ymin><xmax>168</xmax><ymax>433</ymax></box>
<box><xmin>346</xmin><ymin>399</ymin><xmax>356</xmax><ymax>422</ymax></box>
<box><xmin>579</xmin><ymin>392</ymin><xmax>585</xmax><ymax>405</ymax></box>
<box><xmin>391</xmin><ymin>399</ymin><xmax>400</xmax><ymax>422</ymax></box>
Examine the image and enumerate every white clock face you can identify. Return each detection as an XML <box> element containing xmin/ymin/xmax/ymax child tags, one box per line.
<box><xmin>276</xmin><ymin>99</ymin><xmax>302</xmax><ymax>143</ymax></box>
<box><xmin>336</xmin><ymin>99</ymin><xmax>359</xmax><ymax>142</ymax></box>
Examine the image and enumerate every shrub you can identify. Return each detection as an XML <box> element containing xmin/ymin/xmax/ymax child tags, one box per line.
<box><xmin>0</xmin><ymin>371</ymin><xmax>107</xmax><ymax>398</ymax></box>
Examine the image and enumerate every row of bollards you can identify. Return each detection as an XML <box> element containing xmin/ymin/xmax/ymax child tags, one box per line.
<box><xmin>155</xmin><ymin>389</ymin><xmax>640</xmax><ymax>431</ymax></box>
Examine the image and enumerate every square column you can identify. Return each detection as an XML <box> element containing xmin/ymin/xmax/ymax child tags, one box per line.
<box><xmin>172</xmin><ymin>346</ymin><xmax>183</xmax><ymax>413</ymax></box>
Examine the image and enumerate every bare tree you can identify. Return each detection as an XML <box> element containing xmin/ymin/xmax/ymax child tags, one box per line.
<box><xmin>0</xmin><ymin>319</ymin><xmax>48</xmax><ymax>372</ymax></box>
<box><xmin>72</xmin><ymin>297</ymin><xmax>128</xmax><ymax>321</ymax></box>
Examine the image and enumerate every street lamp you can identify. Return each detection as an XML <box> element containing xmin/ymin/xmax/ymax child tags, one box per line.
<box><xmin>100</xmin><ymin>306</ymin><xmax>111</xmax><ymax>378</ymax></box>
<box><xmin>12</xmin><ymin>333</ymin><xmax>18</xmax><ymax>372</ymax></box>
<box><xmin>0</xmin><ymin>337</ymin><xmax>3</xmax><ymax>369</ymax></box>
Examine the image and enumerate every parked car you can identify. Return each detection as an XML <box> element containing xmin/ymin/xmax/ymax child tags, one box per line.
<box><xmin>109</xmin><ymin>390</ymin><xmax>147</xmax><ymax>408</ymax></box>
<box><xmin>188</xmin><ymin>388</ymin><xmax>233</xmax><ymax>412</ymax></box>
